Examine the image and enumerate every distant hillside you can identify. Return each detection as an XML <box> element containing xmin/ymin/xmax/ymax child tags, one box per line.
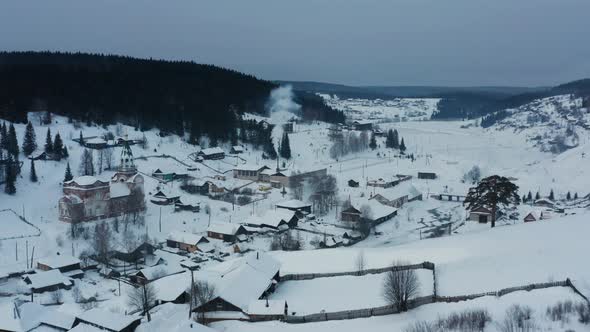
<box><xmin>0</xmin><ymin>52</ymin><xmax>343</xmax><ymax>142</ymax></box>
<box><xmin>276</xmin><ymin>80</ymin><xmax>545</xmax><ymax>99</ymax></box>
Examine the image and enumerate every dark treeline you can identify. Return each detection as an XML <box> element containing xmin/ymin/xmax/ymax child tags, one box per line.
<box><xmin>0</xmin><ymin>51</ymin><xmax>344</xmax><ymax>142</ymax></box>
<box><xmin>433</xmin><ymin>79</ymin><xmax>590</xmax><ymax>122</ymax></box>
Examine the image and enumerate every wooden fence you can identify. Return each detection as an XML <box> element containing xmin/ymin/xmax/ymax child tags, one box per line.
<box><xmin>280</xmin><ymin>261</ymin><xmax>435</xmax><ymax>281</ymax></box>
<box><xmin>0</xmin><ymin>209</ymin><xmax>41</xmax><ymax>240</ymax></box>
<box><xmin>283</xmin><ymin>279</ymin><xmax>581</xmax><ymax>324</ymax></box>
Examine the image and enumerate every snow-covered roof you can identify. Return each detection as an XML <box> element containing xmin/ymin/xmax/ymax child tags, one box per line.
<box><xmin>199</xmin><ymin>252</ymin><xmax>280</xmax><ymax>310</ymax></box>
<box><xmin>24</xmin><ymin>270</ymin><xmax>72</xmax><ymax>290</ymax></box>
<box><xmin>244</xmin><ymin>210</ymin><xmax>295</xmax><ymax>229</ymax></box>
<box><xmin>19</xmin><ymin>302</ymin><xmax>75</xmax><ymax>332</ymax></box>
<box><xmin>353</xmin><ymin>120</ymin><xmax>372</xmax><ymax>125</ymax></box>
<box><xmin>0</xmin><ymin>303</ymin><xmax>21</xmax><ymax>332</ymax></box>
<box><xmin>374</xmin><ymin>182</ymin><xmax>422</xmax><ymax>201</ymax></box>
<box><xmin>234</xmin><ymin>164</ymin><xmax>268</xmax><ymax>172</ymax></box>
<box><xmin>167</xmin><ymin>231</ymin><xmax>208</xmax><ymax>246</ymax></box>
<box><xmin>207</xmin><ymin>223</ymin><xmax>244</xmax><ymax>236</ymax></box>
<box><xmin>199</xmin><ymin>147</ymin><xmax>224</xmax><ymax>156</ymax></box>
<box><xmin>66</xmin><ymin>176</ymin><xmax>105</xmax><ymax>186</ymax></box>
<box><xmin>276</xmin><ymin>199</ymin><xmax>311</xmax><ymax>209</ymax></box>
<box><xmin>363</xmin><ymin>199</ymin><xmax>397</xmax><ymax>221</ymax></box>
<box><xmin>231</xmin><ymin>145</ymin><xmax>244</xmax><ymax>152</ymax></box>
<box><xmin>109</xmin><ymin>182</ymin><xmax>130</xmax><ymax>198</ymax></box>
<box><xmin>136</xmin><ymin>264</ymin><xmax>185</xmax><ymax>281</ymax></box>
<box><xmin>86</xmin><ymin>137</ymin><xmax>106</xmax><ymax>144</ymax></box>
<box><xmin>69</xmin><ymin>323</ymin><xmax>106</xmax><ymax>332</ymax></box>
<box><xmin>76</xmin><ymin>308</ymin><xmax>140</xmax><ymax>332</ymax></box>
<box><xmin>37</xmin><ymin>254</ymin><xmax>80</xmax><ymax>269</ymax></box>
<box><xmin>247</xmin><ymin>300</ymin><xmax>285</xmax><ymax>316</ymax></box>
<box><xmin>152</xmin><ymin>272</ymin><xmax>190</xmax><ymax>303</ymax></box>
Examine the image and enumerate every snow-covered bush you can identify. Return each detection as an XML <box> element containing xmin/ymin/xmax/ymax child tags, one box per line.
<box><xmin>498</xmin><ymin>305</ymin><xmax>536</xmax><ymax>332</ymax></box>
<box><xmin>437</xmin><ymin>309</ymin><xmax>491</xmax><ymax>331</ymax></box>
<box><xmin>403</xmin><ymin>321</ymin><xmax>437</xmax><ymax>332</ymax></box>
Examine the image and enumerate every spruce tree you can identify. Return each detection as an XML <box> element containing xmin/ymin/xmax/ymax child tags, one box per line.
<box><xmin>22</xmin><ymin>122</ymin><xmax>37</xmax><ymax>156</ymax></box>
<box><xmin>527</xmin><ymin>191</ymin><xmax>532</xmax><ymax>202</ymax></box>
<box><xmin>7</xmin><ymin>123</ymin><xmax>19</xmax><ymax>157</ymax></box>
<box><xmin>548</xmin><ymin>189</ymin><xmax>555</xmax><ymax>201</ymax></box>
<box><xmin>385</xmin><ymin>129</ymin><xmax>394</xmax><ymax>148</ymax></box>
<box><xmin>62</xmin><ymin>146</ymin><xmax>69</xmax><ymax>158</ymax></box>
<box><xmin>279</xmin><ymin>132</ymin><xmax>292</xmax><ymax>159</ymax></box>
<box><xmin>44</xmin><ymin>128</ymin><xmax>53</xmax><ymax>154</ymax></box>
<box><xmin>369</xmin><ymin>132</ymin><xmax>377</xmax><ymax>150</ymax></box>
<box><xmin>0</xmin><ymin>122</ymin><xmax>7</xmax><ymax>150</ymax></box>
<box><xmin>574</xmin><ymin>192</ymin><xmax>579</xmax><ymax>200</ymax></box>
<box><xmin>535</xmin><ymin>191</ymin><xmax>541</xmax><ymax>200</ymax></box>
<box><xmin>399</xmin><ymin>138</ymin><xmax>406</xmax><ymax>153</ymax></box>
<box><xmin>53</xmin><ymin>132</ymin><xmax>64</xmax><ymax>160</ymax></box>
<box><xmin>29</xmin><ymin>159</ymin><xmax>38</xmax><ymax>182</ymax></box>
<box><xmin>566</xmin><ymin>191</ymin><xmax>571</xmax><ymax>200</ymax></box>
<box><xmin>79</xmin><ymin>131</ymin><xmax>85</xmax><ymax>146</ymax></box>
<box><xmin>64</xmin><ymin>162</ymin><xmax>73</xmax><ymax>182</ymax></box>
<box><xmin>4</xmin><ymin>155</ymin><xmax>16</xmax><ymax>194</ymax></box>
<box><xmin>393</xmin><ymin>129</ymin><xmax>399</xmax><ymax>149</ymax></box>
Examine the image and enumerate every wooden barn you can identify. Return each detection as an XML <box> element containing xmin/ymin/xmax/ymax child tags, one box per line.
<box><xmin>341</xmin><ymin>206</ymin><xmax>362</xmax><ymax>223</ymax></box>
<box><xmin>167</xmin><ymin>231</ymin><xmax>210</xmax><ymax>252</ymax></box>
<box><xmin>207</xmin><ymin>223</ymin><xmax>248</xmax><ymax>242</ymax></box>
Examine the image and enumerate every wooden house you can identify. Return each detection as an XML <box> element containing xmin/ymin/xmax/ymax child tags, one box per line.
<box><xmin>348</xmin><ymin>179</ymin><xmax>360</xmax><ymax>188</ymax></box>
<box><xmin>166</xmin><ymin>231</ymin><xmax>210</xmax><ymax>252</ymax></box>
<box><xmin>233</xmin><ymin>165</ymin><xmax>270</xmax><ymax>181</ymax></box>
<box><xmin>534</xmin><ymin>198</ymin><xmax>555</xmax><ymax>208</ymax></box>
<box><xmin>150</xmin><ymin>190</ymin><xmax>181</xmax><ymax>205</ymax></box>
<box><xmin>207</xmin><ymin>223</ymin><xmax>248</xmax><ymax>242</ymax></box>
<box><xmin>418</xmin><ymin>172</ymin><xmax>437</xmax><ymax>180</ymax></box>
<box><xmin>22</xmin><ymin>270</ymin><xmax>73</xmax><ymax>293</ymax></box>
<box><xmin>341</xmin><ymin>206</ymin><xmax>362</xmax><ymax>223</ymax></box>
<box><xmin>111</xmin><ymin>242</ymin><xmax>155</xmax><ymax>264</ymax></box>
<box><xmin>230</xmin><ymin>145</ymin><xmax>244</xmax><ymax>154</ymax></box>
<box><xmin>468</xmin><ymin>206</ymin><xmax>499</xmax><ymax>223</ymax></box>
<box><xmin>72</xmin><ymin>308</ymin><xmax>141</xmax><ymax>332</ymax></box>
<box><xmin>275</xmin><ymin>199</ymin><xmax>312</xmax><ymax>215</ymax></box>
<box><xmin>247</xmin><ymin>300</ymin><xmax>287</xmax><ymax>322</ymax></box>
<box><xmin>352</xmin><ymin>120</ymin><xmax>372</xmax><ymax>131</ymax></box>
<box><xmin>152</xmin><ymin>169</ymin><xmax>175</xmax><ymax>181</ymax></box>
<box><xmin>198</xmin><ymin>147</ymin><xmax>225</xmax><ymax>160</ymax></box>
<box><xmin>37</xmin><ymin>254</ymin><xmax>83</xmax><ymax>278</ymax></box>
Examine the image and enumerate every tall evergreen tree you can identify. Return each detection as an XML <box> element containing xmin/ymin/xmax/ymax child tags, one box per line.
<box><xmin>279</xmin><ymin>132</ymin><xmax>292</xmax><ymax>159</ymax></box>
<box><xmin>392</xmin><ymin>129</ymin><xmax>400</xmax><ymax>149</ymax></box>
<box><xmin>29</xmin><ymin>159</ymin><xmax>38</xmax><ymax>182</ymax></box>
<box><xmin>79</xmin><ymin>131</ymin><xmax>85</xmax><ymax>146</ymax></box>
<box><xmin>566</xmin><ymin>191</ymin><xmax>571</xmax><ymax>200</ymax></box>
<box><xmin>64</xmin><ymin>162</ymin><xmax>73</xmax><ymax>182</ymax></box>
<box><xmin>0</xmin><ymin>122</ymin><xmax>7</xmax><ymax>150</ymax></box>
<box><xmin>535</xmin><ymin>191</ymin><xmax>541</xmax><ymax>200</ymax></box>
<box><xmin>4</xmin><ymin>154</ymin><xmax>16</xmax><ymax>194</ymax></box>
<box><xmin>526</xmin><ymin>191</ymin><xmax>532</xmax><ymax>202</ymax></box>
<box><xmin>548</xmin><ymin>189</ymin><xmax>555</xmax><ymax>201</ymax></box>
<box><xmin>369</xmin><ymin>132</ymin><xmax>377</xmax><ymax>150</ymax></box>
<box><xmin>7</xmin><ymin>123</ymin><xmax>19</xmax><ymax>157</ymax></box>
<box><xmin>464</xmin><ymin>175</ymin><xmax>520</xmax><ymax>228</ymax></box>
<box><xmin>44</xmin><ymin>128</ymin><xmax>53</xmax><ymax>154</ymax></box>
<box><xmin>62</xmin><ymin>146</ymin><xmax>69</xmax><ymax>158</ymax></box>
<box><xmin>53</xmin><ymin>132</ymin><xmax>64</xmax><ymax>160</ymax></box>
<box><xmin>385</xmin><ymin>129</ymin><xmax>394</xmax><ymax>148</ymax></box>
<box><xmin>574</xmin><ymin>192</ymin><xmax>579</xmax><ymax>200</ymax></box>
<box><xmin>22</xmin><ymin>122</ymin><xmax>37</xmax><ymax>156</ymax></box>
<box><xmin>399</xmin><ymin>138</ymin><xmax>406</xmax><ymax>153</ymax></box>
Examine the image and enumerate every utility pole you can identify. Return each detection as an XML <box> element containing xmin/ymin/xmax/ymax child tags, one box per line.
<box><xmin>15</xmin><ymin>242</ymin><xmax>18</xmax><ymax>262</ymax></box>
<box><xmin>159</xmin><ymin>207</ymin><xmax>162</xmax><ymax>233</ymax></box>
<box><xmin>189</xmin><ymin>269</ymin><xmax>195</xmax><ymax>319</ymax></box>
<box><xmin>30</xmin><ymin>247</ymin><xmax>35</xmax><ymax>270</ymax></box>
<box><xmin>25</xmin><ymin>241</ymin><xmax>28</xmax><ymax>269</ymax></box>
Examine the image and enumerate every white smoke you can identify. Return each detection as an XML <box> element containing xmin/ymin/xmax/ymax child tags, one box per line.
<box><xmin>266</xmin><ymin>85</ymin><xmax>301</xmax><ymax>121</ymax></box>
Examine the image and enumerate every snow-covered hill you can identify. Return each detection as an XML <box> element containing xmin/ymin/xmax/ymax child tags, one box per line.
<box><xmin>486</xmin><ymin>94</ymin><xmax>589</xmax><ymax>153</ymax></box>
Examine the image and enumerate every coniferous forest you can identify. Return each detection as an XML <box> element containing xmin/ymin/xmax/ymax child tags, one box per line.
<box><xmin>0</xmin><ymin>51</ymin><xmax>344</xmax><ymax>142</ymax></box>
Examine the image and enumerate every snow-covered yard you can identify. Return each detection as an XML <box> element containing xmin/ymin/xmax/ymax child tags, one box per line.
<box><xmin>0</xmin><ymin>209</ymin><xmax>39</xmax><ymax>239</ymax></box>
<box><xmin>270</xmin><ymin>270</ymin><xmax>434</xmax><ymax>315</ymax></box>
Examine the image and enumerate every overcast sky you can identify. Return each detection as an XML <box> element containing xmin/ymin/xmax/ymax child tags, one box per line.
<box><xmin>1</xmin><ymin>0</ymin><xmax>589</xmax><ymax>86</ymax></box>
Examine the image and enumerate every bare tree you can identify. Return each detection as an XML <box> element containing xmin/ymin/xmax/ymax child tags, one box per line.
<box><xmin>189</xmin><ymin>280</ymin><xmax>216</xmax><ymax>325</ymax></box>
<box><xmin>96</xmin><ymin>149</ymin><xmax>104</xmax><ymax>174</ymax></box>
<box><xmin>50</xmin><ymin>290</ymin><xmax>63</xmax><ymax>304</ymax></box>
<box><xmin>92</xmin><ymin>222</ymin><xmax>112</xmax><ymax>266</ymax></box>
<box><xmin>127</xmin><ymin>282</ymin><xmax>157</xmax><ymax>322</ymax></box>
<box><xmin>79</xmin><ymin>149</ymin><xmax>95</xmax><ymax>176</ymax></box>
<box><xmin>382</xmin><ymin>262</ymin><xmax>420</xmax><ymax>312</ymax></box>
<box><xmin>103</xmin><ymin>148</ymin><xmax>114</xmax><ymax>170</ymax></box>
<box><xmin>355</xmin><ymin>250</ymin><xmax>366</xmax><ymax>275</ymax></box>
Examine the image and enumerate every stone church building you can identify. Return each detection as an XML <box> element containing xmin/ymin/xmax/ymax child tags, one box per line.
<box><xmin>58</xmin><ymin>143</ymin><xmax>145</xmax><ymax>223</ymax></box>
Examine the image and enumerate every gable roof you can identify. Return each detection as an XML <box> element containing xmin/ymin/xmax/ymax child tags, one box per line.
<box><xmin>37</xmin><ymin>254</ymin><xmax>80</xmax><ymax>269</ymax></box>
<box><xmin>23</xmin><ymin>270</ymin><xmax>72</xmax><ymax>290</ymax></box>
<box><xmin>152</xmin><ymin>272</ymin><xmax>190</xmax><ymax>303</ymax></box>
<box><xmin>199</xmin><ymin>147</ymin><xmax>224</xmax><ymax>156</ymax></box>
<box><xmin>275</xmin><ymin>199</ymin><xmax>311</xmax><ymax>210</ymax></box>
<box><xmin>199</xmin><ymin>253</ymin><xmax>280</xmax><ymax>311</ymax></box>
<box><xmin>76</xmin><ymin>308</ymin><xmax>140</xmax><ymax>332</ymax></box>
<box><xmin>342</xmin><ymin>206</ymin><xmax>361</xmax><ymax>214</ymax></box>
<box><xmin>207</xmin><ymin>223</ymin><xmax>246</xmax><ymax>236</ymax></box>
<box><xmin>167</xmin><ymin>231</ymin><xmax>208</xmax><ymax>246</ymax></box>
<box><xmin>135</xmin><ymin>264</ymin><xmax>185</xmax><ymax>281</ymax></box>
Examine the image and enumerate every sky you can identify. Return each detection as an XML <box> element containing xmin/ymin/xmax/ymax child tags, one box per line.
<box><xmin>1</xmin><ymin>0</ymin><xmax>589</xmax><ymax>87</ymax></box>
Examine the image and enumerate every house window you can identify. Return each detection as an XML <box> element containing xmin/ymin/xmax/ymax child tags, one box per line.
<box><xmin>216</xmin><ymin>302</ymin><xmax>223</xmax><ymax>310</ymax></box>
